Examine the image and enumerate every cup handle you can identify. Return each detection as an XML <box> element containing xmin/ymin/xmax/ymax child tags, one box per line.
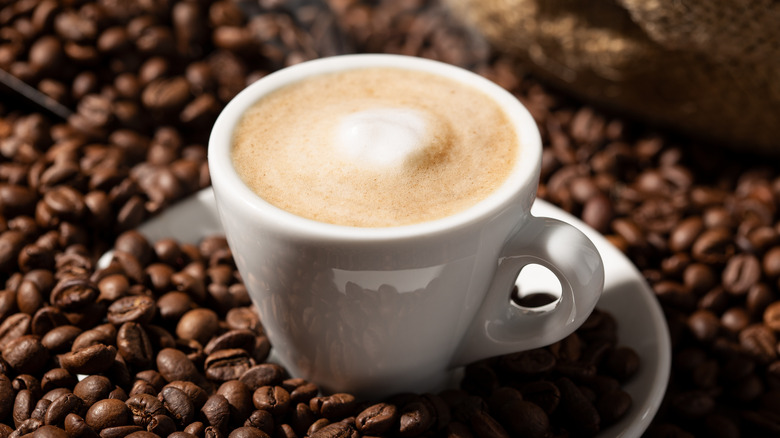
<box><xmin>451</xmin><ymin>215</ymin><xmax>604</xmax><ymax>366</ymax></box>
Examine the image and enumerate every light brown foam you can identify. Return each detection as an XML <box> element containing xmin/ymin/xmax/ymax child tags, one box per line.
<box><xmin>231</xmin><ymin>67</ymin><xmax>518</xmax><ymax>227</ymax></box>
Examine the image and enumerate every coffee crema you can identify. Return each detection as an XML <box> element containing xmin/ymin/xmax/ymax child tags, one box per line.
<box><xmin>231</xmin><ymin>67</ymin><xmax>518</xmax><ymax>227</ymax></box>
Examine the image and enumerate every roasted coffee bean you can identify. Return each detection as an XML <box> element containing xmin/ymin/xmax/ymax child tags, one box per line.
<box><xmin>126</xmin><ymin>393</ymin><xmax>168</xmax><ymax>428</ymax></box>
<box><xmin>739</xmin><ymin>324</ymin><xmax>777</xmax><ymax>363</ymax></box>
<box><xmin>13</xmin><ymin>389</ymin><xmax>35</xmax><ymax>429</ymax></box>
<box><xmin>602</xmin><ymin>346</ymin><xmax>640</xmax><ymax>382</ymax></box>
<box><xmin>2</xmin><ymin>334</ymin><xmax>49</xmax><ymax>373</ymax></box>
<box><xmin>12</xmin><ymin>375</ymin><xmax>42</xmax><ymax>397</ymax></box>
<box><xmin>288</xmin><ymin>402</ymin><xmax>316</xmax><ymax>436</ymax></box>
<box><xmin>129</xmin><ymin>380</ymin><xmax>156</xmax><ymax>397</ymax></box>
<box><xmin>13</xmin><ymin>418</ymin><xmax>44</xmax><ymax>438</ymax></box>
<box><xmin>159</xmin><ymin>386</ymin><xmax>196</xmax><ymax>427</ymax></box>
<box><xmin>127</xmin><ymin>430</ymin><xmax>165</xmax><ymax>438</ymax></box>
<box><xmin>164</xmin><ymin>380</ymin><xmax>209</xmax><ymax>410</ymax></box>
<box><xmin>225</xmin><ymin>307</ymin><xmax>262</xmax><ymax>334</ymax></box>
<box><xmin>0</xmin><ymin>183</ymin><xmax>37</xmax><ymax>217</ymax></box>
<box><xmin>469</xmin><ymin>409</ymin><xmax>510</xmax><ymax>438</ymax></box>
<box><xmin>138</xmin><ymin>325</ymin><xmax>173</xmax><ymax>353</ymax></box>
<box><xmin>49</xmin><ymin>277</ymin><xmax>98</xmax><ymax>312</ymax></box>
<box><xmin>142</xmin><ymin>77</ymin><xmax>191</xmax><ymax>114</ymax></box>
<box><xmin>64</xmin><ymin>414</ymin><xmax>99</xmax><ymax>438</ymax></box>
<box><xmin>309</xmin><ymin>393</ymin><xmax>355</xmax><ymax>420</ymax></box>
<box><xmin>73</xmin><ymin>375</ymin><xmax>114</xmax><ymax>406</ymax></box>
<box><xmin>156</xmin><ymin>290</ymin><xmax>192</xmax><ymax>321</ymax></box>
<box><xmin>227</xmin><ymin>427</ymin><xmax>270</xmax><ymax>438</ymax></box>
<box><xmin>0</xmin><ymin>289</ymin><xmax>17</xmax><ymax>321</ymax></box>
<box><xmin>183</xmin><ymin>422</ymin><xmax>206</xmax><ymax>437</ymax></box>
<box><xmin>217</xmin><ymin>380</ymin><xmax>254</xmax><ymax>426</ymax></box>
<box><xmin>0</xmin><ymin>313</ymin><xmax>32</xmax><ymax>346</ymax></box>
<box><xmin>156</xmin><ymin>348</ymin><xmax>203</xmax><ymax>383</ymax></box>
<box><xmin>85</xmin><ymin>399</ymin><xmax>130</xmax><ymax>431</ymax></box>
<box><xmin>169</xmin><ymin>433</ymin><xmax>199</xmax><ymax>438</ymax></box>
<box><xmin>114</xmin><ymin>231</ymin><xmax>153</xmax><ymax>266</ymax></box>
<box><xmin>41</xmin><ymin>186</ymin><xmax>86</xmax><ymax>223</ymax></box>
<box><xmin>764</xmin><ymin>301</ymin><xmax>780</xmax><ymax>331</ymax></box>
<box><xmin>40</xmin><ymin>368</ymin><xmax>76</xmax><ymax>393</ymax></box>
<box><xmin>596</xmin><ymin>389</ymin><xmax>632</xmax><ymax>426</ymax></box>
<box><xmin>398</xmin><ymin>398</ymin><xmax>436</xmax><ymax>437</ymax></box>
<box><xmin>557</xmin><ymin>377</ymin><xmax>600</xmax><ymax>435</ymax></box>
<box><xmin>71</xmin><ymin>325</ymin><xmax>116</xmax><ymax>351</ymax></box>
<box><xmin>669</xmin><ymin>217</ymin><xmax>704</xmax><ymax>253</ymax></box>
<box><xmin>244</xmin><ymin>410</ymin><xmax>274</xmax><ymax>435</ymax></box>
<box><xmin>446</xmin><ymin>421</ymin><xmax>476</xmax><ymax>438</ymax></box>
<box><xmin>519</xmin><ymin>381</ymin><xmax>560</xmax><ymax>415</ymax></box>
<box><xmin>252</xmin><ymin>386</ymin><xmax>291</xmax><ymax>420</ymax></box>
<box><xmin>0</xmin><ymin>231</ymin><xmax>26</xmax><ymax>272</ymax></box>
<box><xmin>16</xmin><ymin>279</ymin><xmax>45</xmax><ymax>314</ymax></box>
<box><xmin>176</xmin><ymin>307</ymin><xmax>219</xmax><ymax>345</ymax></box>
<box><xmin>308</xmin><ymin>421</ymin><xmax>358</xmax><ymax>438</ymax></box>
<box><xmin>284</xmin><ymin>379</ymin><xmax>319</xmax><ymax>405</ymax></box>
<box><xmin>32</xmin><ymin>425</ymin><xmax>69</xmax><ymax>438</ymax></box>
<box><xmin>42</xmin><ymin>388</ymin><xmax>71</xmax><ymax>403</ymax></box>
<box><xmin>116</xmin><ymin>322</ymin><xmax>154</xmax><ymax>369</ymax></box>
<box><xmin>31</xmin><ymin>306</ymin><xmax>69</xmax><ymax>336</ymax></box>
<box><xmin>31</xmin><ymin>397</ymin><xmax>53</xmax><ymax>424</ymax></box>
<box><xmin>107</xmin><ymin>251</ymin><xmax>145</xmax><ymax>285</ymax></box>
<box><xmin>99</xmin><ymin>425</ymin><xmax>145</xmax><ymax>438</ymax></box>
<box><xmin>200</xmin><ymin>394</ymin><xmax>230</xmax><ymax>432</ymax></box>
<box><xmin>107</xmin><ymin>294</ymin><xmax>156</xmax><ymax>325</ymax></box>
<box><xmin>764</xmin><ymin>247</ymin><xmax>780</xmax><ymax>278</ymax></box>
<box><xmin>0</xmin><ymin>373</ymin><xmax>15</xmax><ymax>420</ymax></box>
<box><xmin>239</xmin><ymin>363</ymin><xmax>286</xmax><ymax>391</ymax></box>
<box><xmin>204</xmin><ymin>348</ymin><xmax>254</xmax><ymax>382</ymax></box>
<box><xmin>128</xmin><ymin>370</ymin><xmax>160</xmax><ymax>395</ymax></box>
<box><xmin>495</xmin><ymin>399</ymin><xmax>549</xmax><ymax>438</ymax></box>
<box><xmin>207</xmin><ymin>264</ymin><xmax>233</xmax><ymax>285</ymax></box>
<box><xmin>721</xmin><ymin>307</ymin><xmax>751</xmax><ymax>333</ymax></box>
<box><xmin>723</xmin><ymin>254</ymin><xmax>762</xmax><ymax>296</ymax></box>
<box><xmin>355</xmin><ymin>402</ymin><xmax>397</xmax><ymax>435</ymax></box>
<box><xmin>58</xmin><ymin>344</ymin><xmax>116</xmax><ymax>374</ymax></box>
<box><xmin>151</xmin><ymin>238</ymin><xmax>181</xmax><ymax>265</ymax></box>
<box><xmin>204</xmin><ymin>329</ymin><xmax>256</xmax><ymax>355</ymax></box>
<box><xmin>691</xmin><ymin>228</ymin><xmax>735</xmax><ymax>264</ymax></box>
<box><xmin>97</xmin><ymin>274</ymin><xmax>130</xmax><ymax>302</ymax></box>
<box><xmin>306</xmin><ymin>418</ymin><xmax>331</xmax><ymax>436</ymax></box>
<box><xmin>45</xmin><ymin>393</ymin><xmax>85</xmax><ymax>427</ymax></box>
<box><xmin>486</xmin><ymin>387</ymin><xmax>523</xmax><ymax>417</ymax></box>
<box><xmin>499</xmin><ymin>348</ymin><xmax>556</xmax><ymax>376</ymax></box>
<box><xmin>425</xmin><ymin>393</ymin><xmax>452</xmax><ymax>430</ymax></box>
<box><xmin>170</xmin><ymin>271</ymin><xmax>206</xmax><ymax>303</ymax></box>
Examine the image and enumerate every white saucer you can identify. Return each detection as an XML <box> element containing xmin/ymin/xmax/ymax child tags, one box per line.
<box><xmin>134</xmin><ymin>188</ymin><xmax>671</xmax><ymax>438</ymax></box>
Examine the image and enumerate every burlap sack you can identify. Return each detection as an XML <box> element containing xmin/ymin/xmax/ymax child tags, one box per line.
<box><xmin>446</xmin><ymin>0</ymin><xmax>780</xmax><ymax>154</ymax></box>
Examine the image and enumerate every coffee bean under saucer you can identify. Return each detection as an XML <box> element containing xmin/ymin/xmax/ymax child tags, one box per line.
<box><xmin>102</xmin><ymin>187</ymin><xmax>671</xmax><ymax>438</ymax></box>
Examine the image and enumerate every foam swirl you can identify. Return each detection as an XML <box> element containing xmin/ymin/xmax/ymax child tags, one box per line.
<box><xmin>336</xmin><ymin>108</ymin><xmax>431</xmax><ymax>167</ymax></box>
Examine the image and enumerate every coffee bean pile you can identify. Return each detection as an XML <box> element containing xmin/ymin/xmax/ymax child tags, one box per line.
<box><xmin>530</xmin><ymin>98</ymin><xmax>780</xmax><ymax>436</ymax></box>
<box><xmin>1</xmin><ymin>0</ymin><xmax>779</xmax><ymax>437</ymax></box>
<box><xmin>0</xmin><ymin>227</ymin><xmax>637</xmax><ymax>438</ymax></box>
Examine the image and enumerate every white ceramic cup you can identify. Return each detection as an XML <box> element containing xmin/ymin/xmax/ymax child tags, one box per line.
<box><xmin>208</xmin><ymin>54</ymin><xmax>604</xmax><ymax>399</ymax></box>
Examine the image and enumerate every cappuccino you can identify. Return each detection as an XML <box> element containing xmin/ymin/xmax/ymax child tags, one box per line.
<box><xmin>231</xmin><ymin>67</ymin><xmax>518</xmax><ymax>227</ymax></box>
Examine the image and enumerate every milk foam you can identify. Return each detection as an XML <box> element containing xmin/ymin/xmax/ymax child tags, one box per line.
<box><xmin>336</xmin><ymin>108</ymin><xmax>429</xmax><ymax>167</ymax></box>
<box><xmin>231</xmin><ymin>67</ymin><xmax>518</xmax><ymax>227</ymax></box>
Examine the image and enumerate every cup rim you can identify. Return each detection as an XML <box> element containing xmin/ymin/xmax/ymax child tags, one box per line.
<box><xmin>208</xmin><ymin>53</ymin><xmax>542</xmax><ymax>241</ymax></box>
